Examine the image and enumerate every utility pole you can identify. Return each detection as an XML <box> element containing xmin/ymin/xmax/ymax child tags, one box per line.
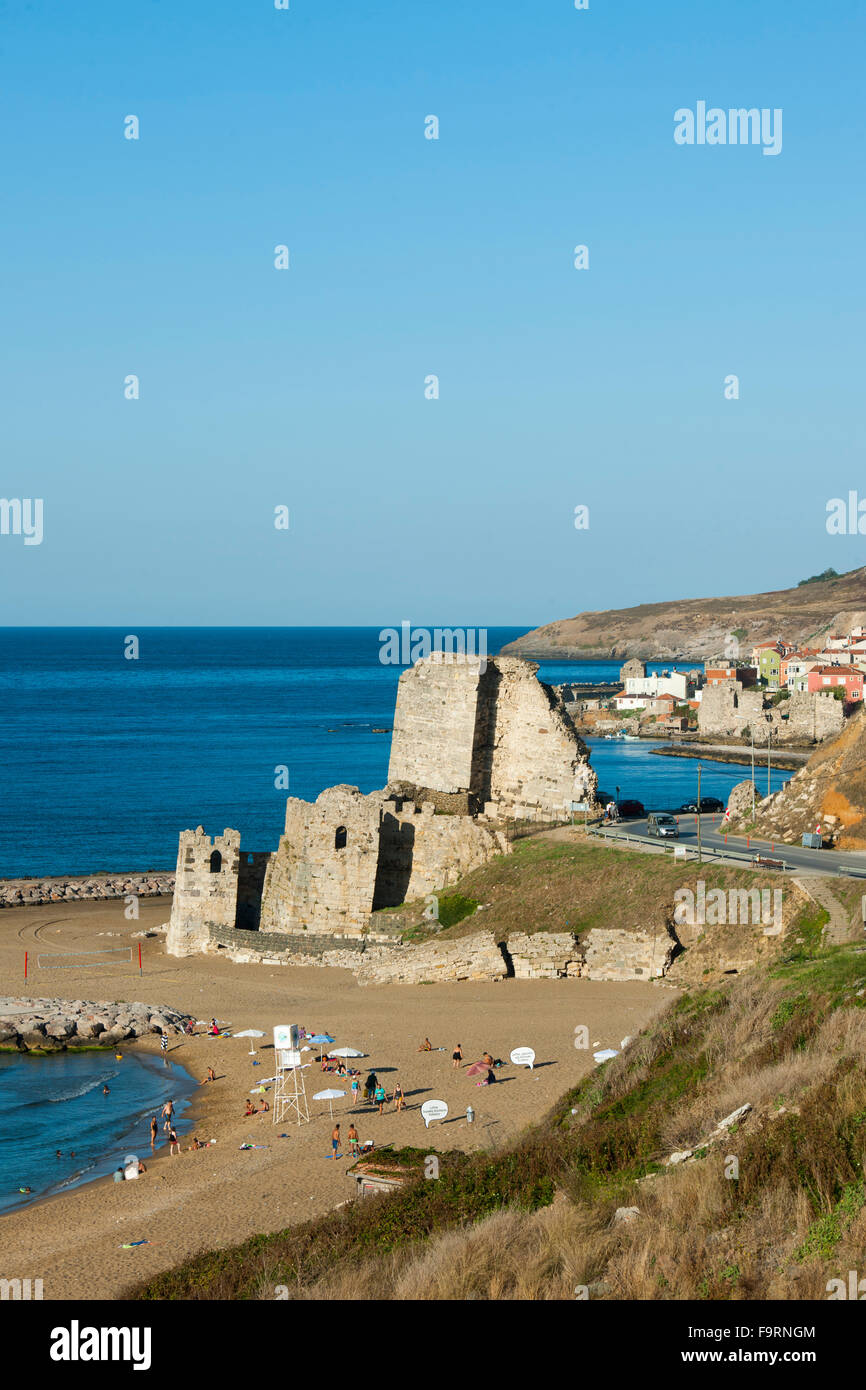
<box><xmin>751</xmin><ymin>730</ymin><xmax>756</xmax><ymax>819</ymax></box>
<box><xmin>767</xmin><ymin>723</ymin><xmax>772</xmax><ymax>799</ymax></box>
<box><xmin>697</xmin><ymin>762</ymin><xmax>702</xmax><ymax>863</ymax></box>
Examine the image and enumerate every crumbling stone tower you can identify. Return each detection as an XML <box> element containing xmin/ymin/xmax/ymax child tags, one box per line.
<box><xmin>387</xmin><ymin>653</ymin><xmax>598</xmax><ymax>818</ymax></box>
<box><xmin>167</xmin><ymin>827</ymin><xmax>242</xmax><ymax>956</ymax></box>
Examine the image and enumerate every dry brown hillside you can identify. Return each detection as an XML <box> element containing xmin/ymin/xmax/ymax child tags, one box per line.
<box><xmin>500</xmin><ymin>566</ymin><xmax>866</xmax><ymax>661</ymax></box>
<box><xmin>728</xmin><ymin>705</ymin><xmax>866</xmax><ymax>849</ymax></box>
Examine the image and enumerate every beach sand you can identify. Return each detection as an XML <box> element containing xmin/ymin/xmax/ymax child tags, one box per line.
<box><xmin>0</xmin><ymin>897</ymin><xmax>673</xmax><ymax>1300</ymax></box>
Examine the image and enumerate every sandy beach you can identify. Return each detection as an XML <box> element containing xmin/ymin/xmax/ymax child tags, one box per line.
<box><xmin>0</xmin><ymin>897</ymin><xmax>672</xmax><ymax>1300</ymax></box>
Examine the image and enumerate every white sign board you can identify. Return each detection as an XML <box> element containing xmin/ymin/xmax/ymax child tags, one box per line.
<box><xmin>510</xmin><ymin>1046</ymin><xmax>536</xmax><ymax>1070</ymax></box>
<box><xmin>274</xmin><ymin>1024</ymin><xmax>295</xmax><ymax>1050</ymax></box>
<box><xmin>420</xmin><ymin>1099</ymin><xmax>448</xmax><ymax>1129</ymax></box>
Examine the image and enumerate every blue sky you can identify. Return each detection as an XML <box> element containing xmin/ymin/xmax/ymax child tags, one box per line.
<box><xmin>1</xmin><ymin>0</ymin><xmax>864</xmax><ymax>625</ymax></box>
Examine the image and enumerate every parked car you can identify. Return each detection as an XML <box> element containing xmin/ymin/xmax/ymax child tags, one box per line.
<box><xmin>616</xmin><ymin>799</ymin><xmax>646</xmax><ymax>819</ymax></box>
<box><xmin>677</xmin><ymin>797</ymin><xmax>724</xmax><ymax>814</ymax></box>
<box><xmin>647</xmin><ymin>812</ymin><xmax>679</xmax><ymax>838</ymax></box>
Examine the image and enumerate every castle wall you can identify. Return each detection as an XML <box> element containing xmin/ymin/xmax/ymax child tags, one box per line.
<box><xmin>387</xmin><ymin>655</ymin><xmax>483</xmax><ymax>793</ymax></box>
<box><xmin>260</xmin><ymin>786</ymin><xmax>381</xmax><ymax>936</ymax></box>
<box><xmin>374</xmin><ymin>800</ymin><xmax>510</xmax><ymax>907</ymax></box>
<box><xmin>167</xmin><ymin>827</ymin><xmax>242</xmax><ymax>957</ymax></box>
<box><xmin>483</xmin><ymin>658</ymin><xmax>597</xmax><ymax>815</ymax></box>
<box><xmin>698</xmin><ymin>683</ymin><xmax>844</xmax><ymax>744</ymax></box>
<box><xmin>389</xmin><ymin>654</ymin><xmax>598</xmax><ymax>819</ymax></box>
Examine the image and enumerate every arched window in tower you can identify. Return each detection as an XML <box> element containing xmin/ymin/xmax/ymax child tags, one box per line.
<box><xmin>334</xmin><ymin>825</ymin><xmax>347</xmax><ymax>851</ymax></box>
<box><xmin>209</xmin><ymin>850</ymin><xmax>222</xmax><ymax>873</ymax></box>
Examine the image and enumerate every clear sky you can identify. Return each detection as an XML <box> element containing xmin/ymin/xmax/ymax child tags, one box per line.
<box><xmin>1</xmin><ymin>0</ymin><xmax>864</xmax><ymax>626</ymax></box>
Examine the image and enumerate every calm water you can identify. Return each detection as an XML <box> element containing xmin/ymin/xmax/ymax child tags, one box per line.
<box><xmin>0</xmin><ymin>1050</ymin><xmax>197</xmax><ymax>1215</ymax></box>
<box><xmin>0</xmin><ymin>628</ymin><xmax>784</xmax><ymax>877</ymax></box>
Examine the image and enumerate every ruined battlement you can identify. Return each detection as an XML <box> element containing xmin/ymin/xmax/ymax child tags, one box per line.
<box><xmin>166</xmin><ymin>655</ymin><xmax>598</xmax><ymax>959</ymax></box>
<box><xmin>388</xmin><ymin>654</ymin><xmax>598</xmax><ymax>818</ymax></box>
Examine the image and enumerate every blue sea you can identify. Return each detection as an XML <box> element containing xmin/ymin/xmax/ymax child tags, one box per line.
<box><xmin>0</xmin><ymin>1050</ymin><xmax>198</xmax><ymax>1215</ymax></box>
<box><xmin>0</xmin><ymin>627</ymin><xmax>791</xmax><ymax>879</ymax></box>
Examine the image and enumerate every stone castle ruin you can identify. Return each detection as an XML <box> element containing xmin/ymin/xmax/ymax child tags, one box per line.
<box><xmin>698</xmin><ymin>683</ymin><xmax>844</xmax><ymax>744</ymax></box>
<box><xmin>166</xmin><ymin>654</ymin><xmax>598</xmax><ymax>958</ymax></box>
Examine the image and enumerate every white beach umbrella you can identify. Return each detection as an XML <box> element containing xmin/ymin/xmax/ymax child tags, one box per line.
<box><xmin>235</xmin><ymin>1030</ymin><xmax>265</xmax><ymax>1038</ymax></box>
<box><xmin>313</xmin><ymin>1088</ymin><xmax>346</xmax><ymax>1119</ymax></box>
<box><xmin>328</xmin><ymin>1047</ymin><xmax>365</xmax><ymax>1058</ymax></box>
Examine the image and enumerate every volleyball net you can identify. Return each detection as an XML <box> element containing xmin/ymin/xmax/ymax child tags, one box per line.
<box><xmin>26</xmin><ymin>945</ymin><xmax>138</xmax><ymax>976</ymax></box>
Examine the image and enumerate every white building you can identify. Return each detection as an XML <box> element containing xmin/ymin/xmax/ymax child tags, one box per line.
<box><xmin>615</xmin><ymin>671</ymin><xmax>688</xmax><ymax>710</ymax></box>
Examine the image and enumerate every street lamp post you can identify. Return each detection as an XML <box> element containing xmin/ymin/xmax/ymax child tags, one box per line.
<box><xmin>751</xmin><ymin>729</ymin><xmax>756</xmax><ymax>820</ymax></box>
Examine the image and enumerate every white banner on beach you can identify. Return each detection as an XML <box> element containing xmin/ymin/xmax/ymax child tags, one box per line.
<box><xmin>421</xmin><ymin>1099</ymin><xmax>448</xmax><ymax>1129</ymax></box>
<box><xmin>509</xmin><ymin>1046</ymin><xmax>536</xmax><ymax>1070</ymax></box>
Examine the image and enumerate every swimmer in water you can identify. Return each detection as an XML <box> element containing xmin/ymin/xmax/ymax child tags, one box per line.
<box><xmin>103</xmin><ymin>1085</ymin><xmax>110</xmax><ymax>1095</ymax></box>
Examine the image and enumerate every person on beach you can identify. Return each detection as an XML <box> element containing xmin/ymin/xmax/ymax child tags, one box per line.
<box><xmin>258</xmin><ymin>1100</ymin><xmax>270</xmax><ymax>1113</ymax></box>
<box><xmin>162</xmin><ymin>1100</ymin><xmax>174</xmax><ymax>1132</ymax></box>
<box><xmin>364</xmin><ymin>1073</ymin><xmax>377</xmax><ymax>1104</ymax></box>
<box><xmin>209</xmin><ymin>1019</ymin><xmax>219</xmax><ymax>1036</ymax></box>
<box><xmin>393</xmin><ymin>1081</ymin><xmax>405</xmax><ymax>1112</ymax></box>
<box><xmin>169</xmin><ymin>1128</ymin><xmax>180</xmax><ymax>1156</ymax></box>
<box><xmin>244</xmin><ymin>1100</ymin><xmax>256</xmax><ymax>1117</ymax></box>
<box><xmin>452</xmin><ymin>1043</ymin><xmax>463</xmax><ymax>1069</ymax></box>
<box><xmin>113</xmin><ymin>1167</ymin><xmax>125</xmax><ymax>1183</ymax></box>
<box><xmin>374</xmin><ymin>1083</ymin><xmax>387</xmax><ymax>1114</ymax></box>
<box><xmin>331</xmin><ymin>1124</ymin><xmax>341</xmax><ymax>1159</ymax></box>
<box><xmin>102</xmin><ymin>1085</ymin><xmax>110</xmax><ymax>1095</ymax></box>
<box><xmin>161</xmin><ymin>1034</ymin><xmax>168</xmax><ymax>1061</ymax></box>
<box><xmin>351</xmin><ymin>1076</ymin><xmax>360</xmax><ymax>1105</ymax></box>
<box><xmin>150</xmin><ymin>1116</ymin><xmax>158</xmax><ymax>1149</ymax></box>
<box><xmin>347</xmin><ymin>1124</ymin><xmax>360</xmax><ymax>1156</ymax></box>
<box><xmin>206</xmin><ymin>1067</ymin><xmax>216</xmax><ymax>1083</ymax></box>
<box><xmin>418</xmin><ymin>1037</ymin><xmax>433</xmax><ymax>1052</ymax></box>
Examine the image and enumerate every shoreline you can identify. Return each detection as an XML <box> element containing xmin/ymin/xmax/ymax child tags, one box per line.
<box><xmin>0</xmin><ymin>1040</ymin><xmax>203</xmax><ymax>1218</ymax></box>
<box><xmin>0</xmin><ymin>895</ymin><xmax>673</xmax><ymax>1300</ymax></box>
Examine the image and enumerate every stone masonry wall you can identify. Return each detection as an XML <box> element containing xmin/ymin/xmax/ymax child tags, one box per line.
<box><xmin>356</xmin><ymin>930</ymin><xmax>509</xmax><ymax>985</ymax></box>
<box><xmin>374</xmin><ymin>800</ymin><xmax>510</xmax><ymax>907</ymax></box>
<box><xmin>167</xmin><ymin>827</ymin><xmax>242</xmax><ymax>957</ymax></box>
<box><xmin>580</xmin><ymin>927</ymin><xmax>676</xmax><ymax>981</ymax></box>
<box><xmin>387</xmin><ymin>655</ymin><xmax>483</xmax><ymax>793</ymax></box>
<box><xmin>698</xmin><ymin>682</ymin><xmax>844</xmax><ymax>744</ymax></box>
<box><xmin>261</xmin><ymin>786</ymin><xmax>381</xmax><ymax>936</ymax></box>
<box><xmin>388</xmin><ymin>654</ymin><xmax>598</xmax><ymax>820</ymax></box>
<box><xmin>506</xmin><ymin>931</ymin><xmax>583</xmax><ymax>978</ymax></box>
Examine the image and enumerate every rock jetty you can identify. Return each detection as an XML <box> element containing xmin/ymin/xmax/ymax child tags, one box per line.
<box><xmin>0</xmin><ymin>996</ymin><xmax>192</xmax><ymax>1051</ymax></box>
<box><xmin>0</xmin><ymin>873</ymin><xmax>174</xmax><ymax>910</ymax></box>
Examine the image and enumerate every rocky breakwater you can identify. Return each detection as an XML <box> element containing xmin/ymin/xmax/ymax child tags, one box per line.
<box><xmin>0</xmin><ymin>872</ymin><xmax>175</xmax><ymax>910</ymax></box>
<box><xmin>0</xmin><ymin>996</ymin><xmax>193</xmax><ymax>1051</ymax></box>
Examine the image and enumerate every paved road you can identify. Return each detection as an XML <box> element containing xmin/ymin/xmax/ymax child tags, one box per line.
<box><xmin>593</xmin><ymin>814</ymin><xmax>866</xmax><ymax>879</ymax></box>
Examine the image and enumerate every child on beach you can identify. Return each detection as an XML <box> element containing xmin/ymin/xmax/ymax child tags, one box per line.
<box><xmin>418</xmin><ymin>1038</ymin><xmax>433</xmax><ymax>1051</ymax></box>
